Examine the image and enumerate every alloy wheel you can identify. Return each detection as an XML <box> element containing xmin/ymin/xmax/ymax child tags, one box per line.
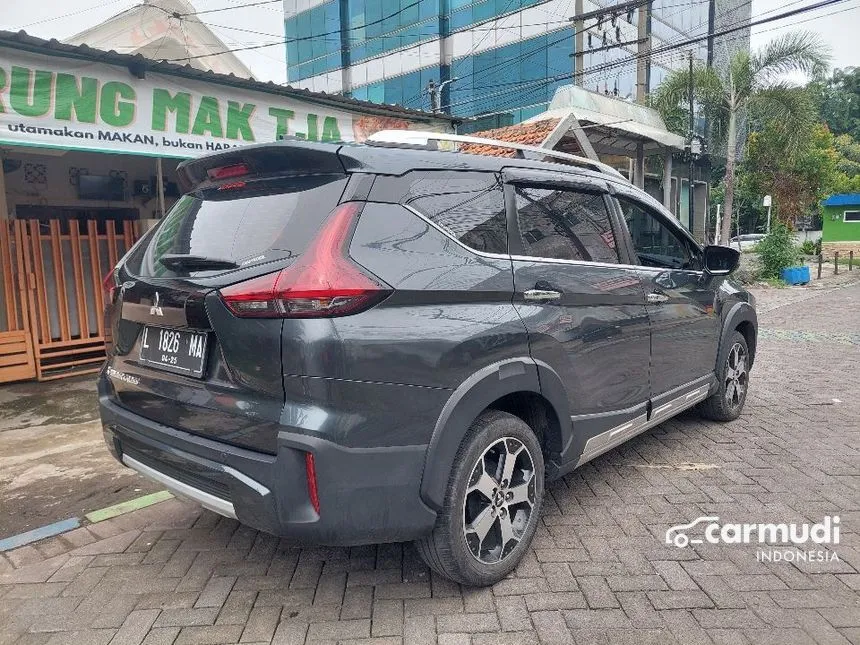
<box><xmin>462</xmin><ymin>437</ymin><xmax>537</xmax><ymax>564</ymax></box>
<box><xmin>724</xmin><ymin>342</ymin><xmax>748</xmax><ymax>409</ymax></box>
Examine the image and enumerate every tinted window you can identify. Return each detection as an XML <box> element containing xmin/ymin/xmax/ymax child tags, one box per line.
<box><xmin>514</xmin><ymin>186</ymin><xmax>618</xmax><ymax>263</ymax></box>
<box><xmin>125</xmin><ymin>175</ymin><xmax>347</xmax><ymax>278</ymax></box>
<box><xmin>404</xmin><ymin>172</ymin><xmax>508</xmax><ymax>254</ymax></box>
<box><xmin>617</xmin><ymin>197</ymin><xmax>700</xmax><ymax>270</ymax></box>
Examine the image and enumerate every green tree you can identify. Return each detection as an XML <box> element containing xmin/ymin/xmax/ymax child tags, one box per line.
<box><xmin>741</xmin><ymin>123</ymin><xmax>840</xmax><ymax>226</ymax></box>
<box><xmin>655</xmin><ymin>32</ymin><xmax>830</xmax><ymax>245</ymax></box>
<box><xmin>833</xmin><ymin>134</ymin><xmax>860</xmax><ymax>178</ymax></box>
<box><xmin>810</xmin><ymin>67</ymin><xmax>860</xmax><ymax>139</ymax></box>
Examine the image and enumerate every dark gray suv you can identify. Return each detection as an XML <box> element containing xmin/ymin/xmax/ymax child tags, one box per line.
<box><xmin>99</xmin><ymin>134</ymin><xmax>757</xmax><ymax>586</ymax></box>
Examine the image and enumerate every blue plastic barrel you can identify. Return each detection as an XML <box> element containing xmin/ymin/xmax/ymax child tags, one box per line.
<box><xmin>780</xmin><ymin>266</ymin><xmax>810</xmax><ymax>285</ymax></box>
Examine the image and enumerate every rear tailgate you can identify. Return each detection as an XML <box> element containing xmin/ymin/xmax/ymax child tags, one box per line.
<box><xmin>103</xmin><ymin>144</ymin><xmax>349</xmax><ymax>454</ymax></box>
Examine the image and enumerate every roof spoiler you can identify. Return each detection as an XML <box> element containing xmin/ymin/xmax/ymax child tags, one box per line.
<box><xmin>175</xmin><ymin>140</ymin><xmax>349</xmax><ymax>194</ymax></box>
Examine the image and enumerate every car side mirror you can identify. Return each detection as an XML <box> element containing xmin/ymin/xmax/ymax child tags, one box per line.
<box><xmin>702</xmin><ymin>245</ymin><xmax>740</xmax><ymax>275</ymax></box>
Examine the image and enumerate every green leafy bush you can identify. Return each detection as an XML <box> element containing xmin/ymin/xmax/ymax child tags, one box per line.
<box><xmin>756</xmin><ymin>224</ymin><xmax>801</xmax><ymax>278</ymax></box>
<box><xmin>800</xmin><ymin>240</ymin><xmax>817</xmax><ymax>255</ymax></box>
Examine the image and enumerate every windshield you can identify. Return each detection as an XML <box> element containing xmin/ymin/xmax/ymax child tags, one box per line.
<box><xmin>125</xmin><ymin>174</ymin><xmax>347</xmax><ymax>278</ymax></box>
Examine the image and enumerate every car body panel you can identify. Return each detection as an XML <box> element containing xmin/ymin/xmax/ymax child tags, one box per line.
<box><xmin>98</xmin><ymin>138</ymin><xmax>758</xmax><ymax>546</ymax></box>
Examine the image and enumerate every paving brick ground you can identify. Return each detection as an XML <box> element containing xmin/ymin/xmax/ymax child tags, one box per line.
<box><xmin>1</xmin><ymin>281</ymin><xmax>858</xmax><ymax>645</ymax></box>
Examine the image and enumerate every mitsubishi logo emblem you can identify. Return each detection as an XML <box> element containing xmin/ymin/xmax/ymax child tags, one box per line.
<box><xmin>149</xmin><ymin>292</ymin><xmax>164</xmax><ymax>317</ymax></box>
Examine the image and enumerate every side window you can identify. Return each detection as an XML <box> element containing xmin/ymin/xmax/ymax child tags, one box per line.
<box><xmin>618</xmin><ymin>197</ymin><xmax>700</xmax><ymax>270</ymax></box>
<box><xmin>513</xmin><ymin>185</ymin><xmax>618</xmax><ymax>263</ymax></box>
<box><xmin>405</xmin><ymin>172</ymin><xmax>508</xmax><ymax>254</ymax></box>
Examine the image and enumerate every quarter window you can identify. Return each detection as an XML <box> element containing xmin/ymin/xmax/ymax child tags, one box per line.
<box><xmin>844</xmin><ymin>210</ymin><xmax>860</xmax><ymax>222</ymax></box>
<box><xmin>513</xmin><ymin>186</ymin><xmax>618</xmax><ymax>263</ymax></box>
<box><xmin>406</xmin><ymin>172</ymin><xmax>508</xmax><ymax>254</ymax></box>
<box><xmin>617</xmin><ymin>197</ymin><xmax>700</xmax><ymax>270</ymax></box>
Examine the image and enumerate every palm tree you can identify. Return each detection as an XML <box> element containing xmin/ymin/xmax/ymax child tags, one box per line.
<box><xmin>655</xmin><ymin>32</ymin><xmax>829</xmax><ymax>244</ymax></box>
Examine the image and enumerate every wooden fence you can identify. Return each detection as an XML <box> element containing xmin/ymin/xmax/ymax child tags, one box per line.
<box><xmin>0</xmin><ymin>219</ymin><xmax>139</xmax><ymax>382</ymax></box>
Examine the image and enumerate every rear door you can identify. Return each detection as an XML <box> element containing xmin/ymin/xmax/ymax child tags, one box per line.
<box><xmin>105</xmin><ymin>165</ymin><xmax>348</xmax><ymax>454</ymax></box>
<box><xmin>612</xmin><ymin>191</ymin><xmax>720</xmax><ymax>399</ymax></box>
<box><xmin>505</xmin><ymin>169</ymin><xmax>651</xmax><ymax>460</ymax></box>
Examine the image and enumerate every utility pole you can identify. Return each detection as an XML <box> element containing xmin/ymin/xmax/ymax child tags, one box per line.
<box><xmin>573</xmin><ymin>0</ymin><xmax>584</xmax><ymax>85</ymax></box>
<box><xmin>687</xmin><ymin>50</ymin><xmax>695</xmax><ymax>232</ymax></box>
<box><xmin>706</xmin><ymin>0</ymin><xmax>716</xmax><ymax>66</ymax></box>
<box><xmin>569</xmin><ymin>0</ymin><xmax>648</xmax><ymax>89</ymax></box>
<box><xmin>635</xmin><ymin>0</ymin><xmax>651</xmax><ymax>102</ymax></box>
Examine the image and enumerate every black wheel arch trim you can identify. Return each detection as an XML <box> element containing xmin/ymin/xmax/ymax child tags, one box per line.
<box><xmin>419</xmin><ymin>357</ymin><xmax>571</xmax><ymax>511</ymax></box>
<box><xmin>718</xmin><ymin>301</ymin><xmax>758</xmax><ymax>372</ymax></box>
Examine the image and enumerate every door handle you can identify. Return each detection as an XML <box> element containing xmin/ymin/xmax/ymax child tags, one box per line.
<box><xmin>524</xmin><ymin>289</ymin><xmax>562</xmax><ymax>302</ymax></box>
<box><xmin>646</xmin><ymin>292</ymin><xmax>669</xmax><ymax>304</ymax></box>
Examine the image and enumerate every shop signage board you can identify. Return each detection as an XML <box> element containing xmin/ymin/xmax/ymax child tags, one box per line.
<box><xmin>0</xmin><ymin>49</ymin><xmax>425</xmax><ymax>158</ymax></box>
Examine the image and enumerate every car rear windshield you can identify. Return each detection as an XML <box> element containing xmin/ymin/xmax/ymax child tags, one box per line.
<box><xmin>125</xmin><ymin>174</ymin><xmax>347</xmax><ymax>278</ymax></box>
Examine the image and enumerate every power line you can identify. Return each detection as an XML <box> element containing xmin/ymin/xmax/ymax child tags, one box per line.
<box><xmin>479</xmin><ymin>2</ymin><xmax>855</xmax><ymax>118</ymax></box>
<box><xmin>401</xmin><ymin>0</ymin><xmax>756</xmax><ymax>110</ymax></box>
<box><xmin>13</xmin><ymin>0</ymin><xmax>132</xmax><ymax>29</ymax></box>
<box><xmin>179</xmin><ymin>0</ymin><xmax>282</xmax><ymax>17</ymax></box>
<box><xmin>446</xmin><ymin>0</ymin><xmax>850</xmax><ymax>113</ymax></box>
<box><xmin>165</xmin><ymin>0</ymin><xmax>422</xmax><ymax>61</ymax></box>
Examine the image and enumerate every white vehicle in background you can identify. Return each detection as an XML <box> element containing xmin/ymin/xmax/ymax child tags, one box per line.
<box><xmin>730</xmin><ymin>234</ymin><xmax>766</xmax><ymax>251</ymax></box>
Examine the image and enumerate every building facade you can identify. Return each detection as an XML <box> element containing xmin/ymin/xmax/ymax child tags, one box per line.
<box><xmin>284</xmin><ymin>0</ymin><xmax>750</xmax><ymax>130</ymax></box>
<box><xmin>821</xmin><ymin>194</ymin><xmax>860</xmax><ymax>259</ymax></box>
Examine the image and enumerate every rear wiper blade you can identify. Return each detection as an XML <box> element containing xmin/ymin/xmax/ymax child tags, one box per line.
<box><xmin>158</xmin><ymin>254</ymin><xmax>239</xmax><ymax>271</ymax></box>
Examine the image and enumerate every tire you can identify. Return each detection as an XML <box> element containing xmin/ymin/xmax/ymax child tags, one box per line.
<box><xmin>414</xmin><ymin>410</ymin><xmax>544</xmax><ymax>587</ymax></box>
<box><xmin>697</xmin><ymin>331</ymin><xmax>750</xmax><ymax>422</ymax></box>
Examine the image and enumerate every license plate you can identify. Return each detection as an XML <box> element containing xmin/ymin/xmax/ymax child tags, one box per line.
<box><xmin>139</xmin><ymin>326</ymin><xmax>208</xmax><ymax>378</ymax></box>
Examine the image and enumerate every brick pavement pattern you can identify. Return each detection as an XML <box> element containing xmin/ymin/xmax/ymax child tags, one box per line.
<box><xmin>1</xmin><ymin>282</ymin><xmax>858</xmax><ymax>645</ymax></box>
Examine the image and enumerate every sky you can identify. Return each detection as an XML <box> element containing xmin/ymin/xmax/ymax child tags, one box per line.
<box><xmin>2</xmin><ymin>0</ymin><xmax>857</xmax><ymax>86</ymax></box>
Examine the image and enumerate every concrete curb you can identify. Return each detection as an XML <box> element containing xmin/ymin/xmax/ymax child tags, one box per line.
<box><xmin>0</xmin><ymin>490</ymin><xmax>173</xmax><ymax>553</ymax></box>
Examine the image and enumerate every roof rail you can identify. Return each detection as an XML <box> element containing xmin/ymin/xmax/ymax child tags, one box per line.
<box><xmin>365</xmin><ymin>130</ymin><xmax>626</xmax><ymax>179</ymax></box>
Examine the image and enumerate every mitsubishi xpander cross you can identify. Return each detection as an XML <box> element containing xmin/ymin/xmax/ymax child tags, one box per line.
<box><xmin>99</xmin><ymin>131</ymin><xmax>757</xmax><ymax>586</ymax></box>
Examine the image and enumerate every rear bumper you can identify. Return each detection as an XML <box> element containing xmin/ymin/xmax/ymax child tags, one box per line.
<box><xmin>98</xmin><ymin>393</ymin><xmax>437</xmax><ymax>546</ymax></box>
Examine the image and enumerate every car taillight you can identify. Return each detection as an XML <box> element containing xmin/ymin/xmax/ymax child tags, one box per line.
<box><xmin>102</xmin><ymin>267</ymin><xmax>117</xmax><ymax>304</ymax></box>
<box><xmin>207</xmin><ymin>163</ymin><xmax>249</xmax><ymax>180</ymax></box>
<box><xmin>219</xmin><ymin>202</ymin><xmax>391</xmax><ymax>318</ymax></box>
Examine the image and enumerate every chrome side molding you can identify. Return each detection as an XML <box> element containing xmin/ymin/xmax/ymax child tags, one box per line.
<box><xmin>574</xmin><ymin>384</ymin><xmax>711</xmax><ymax>468</ymax></box>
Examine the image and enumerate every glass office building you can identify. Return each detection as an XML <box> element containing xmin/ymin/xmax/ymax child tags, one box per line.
<box><xmin>284</xmin><ymin>0</ymin><xmax>749</xmax><ymax>130</ymax></box>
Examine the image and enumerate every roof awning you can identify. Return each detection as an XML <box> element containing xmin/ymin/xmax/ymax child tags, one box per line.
<box><xmin>527</xmin><ymin>85</ymin><xmax>687</xmax><ymax>155</ymax></box>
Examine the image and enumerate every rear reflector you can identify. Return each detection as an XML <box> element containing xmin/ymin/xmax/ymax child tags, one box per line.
<box><xmin>207</xmin><ymin>163</ymin><xmax>250</xmax><ymax>180</ymax></box>
<box><xmin>305</xmin><ymin>452</ymin><xmax>320</xmax><ymax>515</ymax></box>
<box><xmin>219</xmin><ymin>202</ymin><xmax>391</xmax><ymax>318</ymax></box>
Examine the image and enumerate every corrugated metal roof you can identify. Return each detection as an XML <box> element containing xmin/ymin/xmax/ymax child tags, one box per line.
<box><xmin>822</xmin><ymin>194</ymin><xmax>860</xmax><ymax>206</ymax></box>
<box><xmin>0</xmin><ymin>29</ymin><xmax>458</xmax><ymax>125</ymax></box>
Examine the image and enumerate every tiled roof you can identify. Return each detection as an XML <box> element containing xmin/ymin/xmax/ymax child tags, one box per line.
<box><xmin>461</xmin><ymin>119</ymin><xmax>561</xmax><ymax>157</ymax></box>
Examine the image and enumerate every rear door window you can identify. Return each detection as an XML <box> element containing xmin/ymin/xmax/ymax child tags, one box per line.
<box><xmin>513</xmin><ymin>185</ymin><xmax>618</xmax><ymax>263</ymax></box>
<box><xmin>125</xmin><ymin>175</ymin><xmax>347</xmax><ymax>278</ymax></box>
<box><xmin>403</xmin><ymin>172</ymin><xmax>508</xmax><ymax>254</ymax></box>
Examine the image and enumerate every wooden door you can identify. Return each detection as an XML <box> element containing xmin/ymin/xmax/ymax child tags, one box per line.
<box><xmin>0</xmin><ymin>221</ymin><xmax>37</xmax><ymax>383</ymax></box>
